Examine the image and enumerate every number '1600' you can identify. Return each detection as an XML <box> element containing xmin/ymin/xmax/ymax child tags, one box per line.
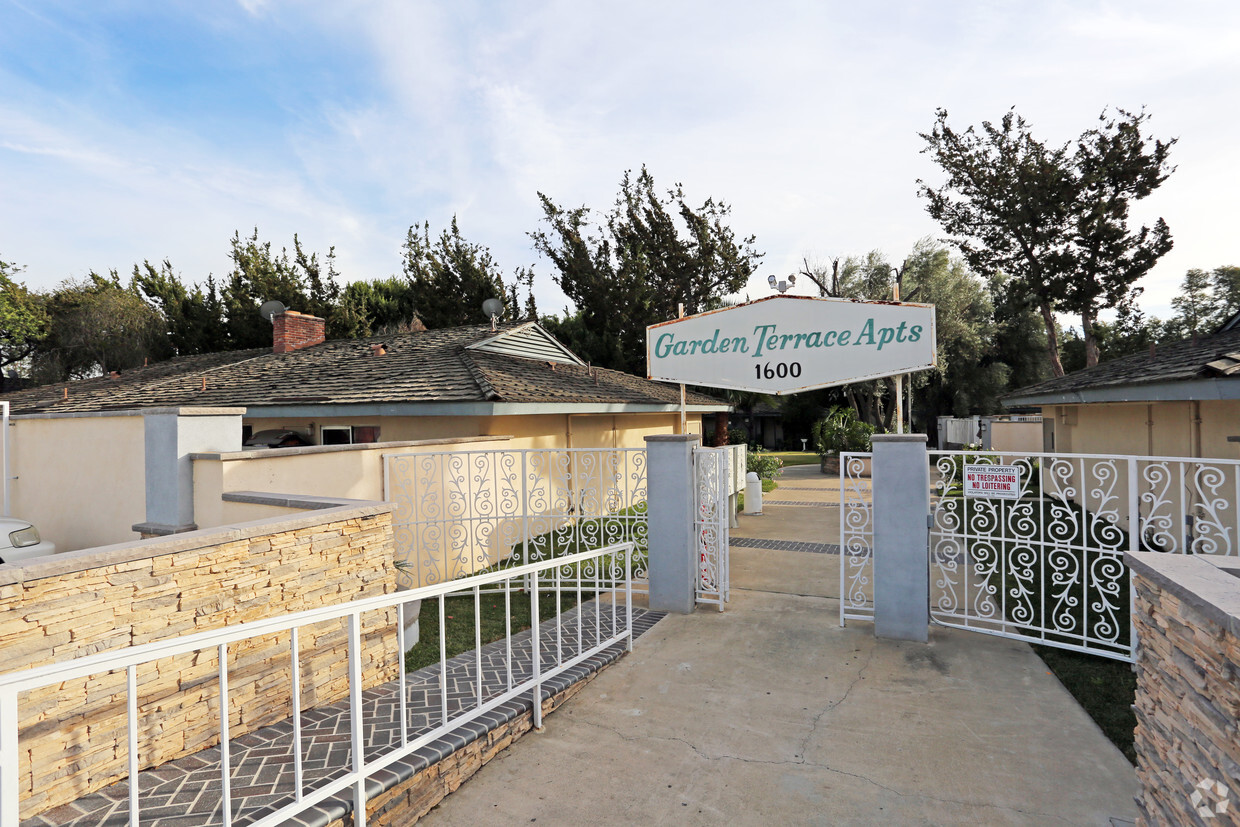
<box><xmin>755</xmin><ymin>362</ymin><xmax>801</xmax><ymax>380</ymax></box>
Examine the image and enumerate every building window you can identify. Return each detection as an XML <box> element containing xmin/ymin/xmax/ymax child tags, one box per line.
<box><xmin>319</xmin><ymin>425</ymin><xmax>381</xmax><ymax>445</ymax></box>
<box><xmin>321</xmin><ymin>426</ymin><xmax>351</xmax><ymax>445</ymax></box>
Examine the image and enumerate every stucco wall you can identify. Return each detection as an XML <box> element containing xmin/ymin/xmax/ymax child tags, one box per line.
<box><xmin>244</xmin><ymin>414</ymin><xmax>486</xmax><ymax>444</ymax></box>
<box><xmin>249</xmin><ymin>411</ymin><xmax>690</xmax><ymax>451</ymax></box>
<box><xmin>8</xmin><ymin>414</ymin><xmax>147</xmax><ymax>552</ymax></box>
<box><xmin>988</xmin><ymin>420</ymin><xmax>1043</xmax><ymax>453</ymax></box>
<box><xmin>192</xmin><ymin>436</ymin><xmax>511</xmax><ymax>530</ymax></box>
<box><xmin>243</xmin><ymin>411</ymin><xmax>698</xmax><ymax>450</ymax></box>
<box><xmin>0</xmin><ymin>505</ymin><xmax>398</xmax><ymax>820</ymax></box>
<box><xmin>1044</xmin><ymin>400</ymin><xmax>1240</xmax><ymax>460</ymax></box>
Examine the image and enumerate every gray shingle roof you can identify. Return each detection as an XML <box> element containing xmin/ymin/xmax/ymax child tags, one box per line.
<box><xmin>1004</xmin><ymin>326</ymin><xmax>1240</xmax><ymax>404</ymax></box>
<box><xmin>0</xmin><ymin>324</ymin><xmax>724</xmax><ymax>415</ymax></box>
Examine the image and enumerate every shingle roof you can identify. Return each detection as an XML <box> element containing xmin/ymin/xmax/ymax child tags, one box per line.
<box><xmin>1004</xmin><ymin>326</ymin><xmax>1240</xmax><ymax>403</ymax></box>
<box><xmin>0</xmin><ymin>324</ymin><xmax>724</xmax><ymax>415</ymax></box>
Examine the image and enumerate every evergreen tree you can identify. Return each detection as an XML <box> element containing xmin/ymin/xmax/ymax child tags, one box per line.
<box><xmin>1167</xmin><ymin>268</ymin><xmax>1217</xmax><ymax>338</ymax></box>
<box><xmin>401</xmin><ymin>218</ymin><xmax>530</xmax><ymax>330</ymax></box>
<box><xmin>919</xmin><ymin>107</ymin><xmax>1175</xmax><ymax>376</ymax></box>
<box><xmin>132</xmin><ymin>259</ymin><xmax>227</xmax><ymax>356</ymax></box>
<box><xmin>221</xmin><ymin>229</ymin><xmax>344</xmax><ymax>348</ymax></box>
<box><xmin>532</xmin><ymin>166</ymin><xmax>761</xmax><ymax>374</ymax></box>
<box><xmin>0</xmin><ymin>258</ymin><xmax>49</xmax><ymax>375</ymax></box>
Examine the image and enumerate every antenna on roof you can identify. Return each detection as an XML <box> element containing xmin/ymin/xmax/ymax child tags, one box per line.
<box><xmin>482</xmin><ymin>298</ymin><xmax>504</xmax><ymax>332</ymax></box>
<box><xmin>260</xmin><ymin>300</ymin><xmax>287</xmax><ymax>323</ymax></box>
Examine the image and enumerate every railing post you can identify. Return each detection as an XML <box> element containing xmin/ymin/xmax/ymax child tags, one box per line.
<box><xmin>531</xmin><ymin>573</ymin><xmax>542</xmax><ymax>729</ymax></box>
<box><xmin>347</xmin><ymin>612</ymin><xmax>366</xmax><ymax>827</ymax></box>
<box><xmin>872</xmin><ymin>434</ymin><xmax>931</xmax><ymax>643</ymax></box>
<box><xmin>644</xmin><ymin>434</ymin><xmax>699</xmax><ymax>613</ymax></box>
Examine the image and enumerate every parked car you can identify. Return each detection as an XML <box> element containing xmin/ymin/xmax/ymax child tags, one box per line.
<box><xmin>0</xmin><ymin>518</ymin><xmax>57</xmax><ymax>564</ymax></box>
<box><xmin>243</xmin><ymin>429</ymin><xmax>311</xmax><ymax>449</ymax></box>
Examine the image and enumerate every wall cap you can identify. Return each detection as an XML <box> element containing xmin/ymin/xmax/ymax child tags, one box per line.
<box><xmin>0</xmin><ymin>502</ymin><xmax>392</xmax><ymax>587</ymax></box>
<box><xmin>644</xmin><ymin>434</ymin><xmax>701</xmax><ymax>443</ymax></box>
<box><xmin>191</xmin><ymin>434</ymin><xmax>512</xmax><ymax>461</ymax></box>
<box><xmin>1126</xmin><ymin>551</ymin><xmax>1240</xmax><ymax>638</ymax></box>
<box><xmin>871</xmin><ymin>433</ymin><xmax>928</xmax><ymax>443</ymax></box>
<box><xmin>131</xmin><ymin>521</ymin><xmax>198</xmax><ymax>536</ymax></box>
<box><xmin>222</xmin><ymin>491</ymin><xmax>378</xmax><ymax>510</ymax></box>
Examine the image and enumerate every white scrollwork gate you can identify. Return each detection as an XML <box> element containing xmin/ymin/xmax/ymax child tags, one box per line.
<box><xmin>384</xmin><ymin>448</ymin><xmax>648</xmax><ymax>589</ymax></box>
<box><xmin>843</xmin><ymin>449</ymin><xmax>1240</xmax><ymax>662</ymax></box>
<box><xmin>840</xmin><ymin>452</ymin><xmax>874</xmax><ymax>624</ymax></box>
<box><xmin>694</xmin><ymin>446</ymin><xmax>730</xmax><ymax>610</ymax></box>
<box><xmin>929</xmin><ymin>452</ymin><xmax>1240</xmax><ymax>661</ymax></box>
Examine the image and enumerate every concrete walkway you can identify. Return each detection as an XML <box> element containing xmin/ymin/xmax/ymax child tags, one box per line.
<box><xmin>422</xmin><ymin>464</ymin><xmax>1138</xmax><ymax>826</ymax></box>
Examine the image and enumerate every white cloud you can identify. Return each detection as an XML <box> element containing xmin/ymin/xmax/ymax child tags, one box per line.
<box><xmin>1</xmin><ymin>0</ymin><xmax>1237</xmax><ymax>322</ymax></box>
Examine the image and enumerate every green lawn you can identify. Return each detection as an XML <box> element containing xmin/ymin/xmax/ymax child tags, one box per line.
<box><xmin>405</xmin><ymin>588</ymin><xmax>581</xmax><ymax>673</ymax></box>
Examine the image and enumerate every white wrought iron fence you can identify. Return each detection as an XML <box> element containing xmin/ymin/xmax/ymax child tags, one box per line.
<box><xmin>694</xmin><ymin>446</ymin><xmax>730</xmax><ymax>609</ymax></box>
<box><xmin>0</xmin><ymin>543</ymin><xmax>636</xmax><ymax>827</ymax></box>
<box><xmin>839</xmin><ymin>452</ymin><xmax>874</xmax><ymax>624</ymax></box>
<box><xmin>384</xmin><ymin>449</ymin><xmax>648</xmax><ymax>591</ymax></box>
<box><xmin>929</xmin><ymin>451</ymin><xmax>1240</xmax><ymax>661</ymax></box>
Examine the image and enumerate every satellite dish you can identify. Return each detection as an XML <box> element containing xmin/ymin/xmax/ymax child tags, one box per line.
<box><xmin>259</xmin><ymin>300</ymin><xmax>287</xmax><ymax>322</ymax></box>
<box><xmin>482</xmin><ymin>298</ymin><xmax>505</xmax><ymax>332</ymax></box>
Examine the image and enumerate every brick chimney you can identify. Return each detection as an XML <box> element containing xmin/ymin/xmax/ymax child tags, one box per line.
<box><xmin>273</xmin><ymin>310</ymin><xmax>326</xmax><ymax>353</ymax></box>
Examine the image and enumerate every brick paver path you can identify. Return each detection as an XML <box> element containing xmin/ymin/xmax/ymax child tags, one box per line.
<box><xmin>25</xmin><ymin>602</ymin><xmax>663</xmax><ymax>827</ymax></box>
<box><xmin>729</xmin><ymin>537</ymin><xmax>840</xmax><ymax>555</ymax></box>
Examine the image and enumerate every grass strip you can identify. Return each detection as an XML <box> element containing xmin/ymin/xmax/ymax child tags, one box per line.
<box><xmin>405</xmin><ymin>588</ymin><xmax>581</xmax><ymax>673</ymax></box>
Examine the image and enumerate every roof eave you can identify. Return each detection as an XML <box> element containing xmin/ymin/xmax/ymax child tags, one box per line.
<box><xmin>1002</xmin><ymin>376</ymin><xmax>1240</xmax><ymax>408</ymax></box>
<box><xmin>242</xmin><ymin>400</ymin><xmax>729</xmax><ymax>418</ymax></box>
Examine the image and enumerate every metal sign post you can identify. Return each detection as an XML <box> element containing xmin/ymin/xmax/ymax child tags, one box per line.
<box><xmin>677</xmin><ymin>303</ymin><xmax>686</xmax><ymax>434</ymax></box>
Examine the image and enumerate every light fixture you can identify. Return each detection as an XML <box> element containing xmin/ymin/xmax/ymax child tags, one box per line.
<box><xmin>769</xmin><ymin>273</ymin><xmax>796</xmax><ymax>294</ymax></box>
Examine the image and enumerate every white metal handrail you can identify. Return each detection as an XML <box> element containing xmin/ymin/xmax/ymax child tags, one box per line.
<box><xmin>0</xmin><ymin>542</ymin><xmax>636</xmax><ymax>827</ymax></box>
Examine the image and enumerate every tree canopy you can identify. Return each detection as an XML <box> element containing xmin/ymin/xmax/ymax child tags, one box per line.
<box><xmin>32</xmin><ymin>272</ymin><xmax>164</xmax><ymax>382</ymax></box>
<box><xmin>0</xmin><ymin>258</ymin><xmax>49</xmax><ymax>376</ymax></box>
<box><xmin>533</xmin><ymin>166</ymin><xmax>762</xmax><ymax>374</ymax></box>
<box><xmin>919</xmin><ymin>107</ymin><xmax>1175</xmax><ymax>376</ymax></box>
<box><xmin>401</xmin><ymin>217</ymin><xmax>533</xmax><ymax>330</ymax></box>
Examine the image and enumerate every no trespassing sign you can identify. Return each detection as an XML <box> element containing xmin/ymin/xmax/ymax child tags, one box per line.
<box><xmin>963</xmin><ymin>464</ymin><xmax>1020</xmax><ymax>500</ymax></box>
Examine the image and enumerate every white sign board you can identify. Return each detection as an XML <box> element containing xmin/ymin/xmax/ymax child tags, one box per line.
<box><xmin>646</xmin><ymin>294</ymin><xmax>936</xmax><ymax>395</ymax></box>
<box><xmin>963</xmin><ymin>464</ymin><xmax>1021</xmax><ymax>500</ymax></box>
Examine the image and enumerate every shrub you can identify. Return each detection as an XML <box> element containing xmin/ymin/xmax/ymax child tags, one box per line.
<box><xmin>726</xmin><ymin>426</ymin><xmax>748</xmax><ymax>446</ymax></box>
<box><xmin>747</xmin><ymin>447</ymin><xmax>784</xmax><ymax>481</ymax></box>
<box><xmin>811</xmin><ymin>406</ymin><xmax>875</xmax><ymax>456</ymax></box>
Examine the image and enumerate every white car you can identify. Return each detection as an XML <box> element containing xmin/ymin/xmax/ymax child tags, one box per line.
<box><xmin>0</xmin><ymin>518</ymin><xmax>57</xmax><ymax>565</ymax></box>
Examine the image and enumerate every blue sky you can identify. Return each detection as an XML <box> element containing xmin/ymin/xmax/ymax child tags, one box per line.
<box><xmin>1</xmin><ymin>1</ymin><xmax>1237</xmax><ymax>321</ymax></box>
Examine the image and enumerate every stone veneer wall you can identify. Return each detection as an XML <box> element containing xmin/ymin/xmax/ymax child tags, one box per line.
<box><xmin>1127</xmin><ymin>551</ymin><xmax>1240</xmax><ymax>826</ymax></box>
<box><xmin>0</xmin><ymin>504</ymin><xmax>398</xmax><ymax>820</ymax></box>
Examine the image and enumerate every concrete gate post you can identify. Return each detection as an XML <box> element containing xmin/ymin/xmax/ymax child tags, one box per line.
<box><xmin>644</xmin><ymin>433</ymin><xmax>699</xmax><ymax>614</ymax></box>
<box><xmin>871</xmin><ymin>433</ymin><xmax>930</xmax><ymax>642</ymax></box>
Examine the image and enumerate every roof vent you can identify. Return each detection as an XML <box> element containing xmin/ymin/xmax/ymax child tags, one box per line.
<box><xmin>1205</xmin><ymin>352</ymin><xmax>1240</xmax><ymax>376</ymax></box>
<box><xmin>370</xmin><ymin>343</ymin><xmax>387</xmax><ymax>357</ymax></box>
